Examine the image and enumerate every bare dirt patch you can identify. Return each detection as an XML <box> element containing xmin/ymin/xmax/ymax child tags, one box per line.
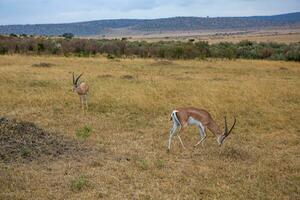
<box><xmin>121</xmin><ymin>74</ymin><xmax>134</xmax><ymax>80</ymax></box>
<box><xmin>0</xmin><ymin>117</ymin><xmax>92</xmax><ymax>163</ymax></box>
<box><xmin>150</xmin><ymin>60</ymin><xmax>175</xmax><ymax>66</ymax></box>
<box><xmin>279</xmin><ymin>67</ymin><xmax>288</xmax><ymax>71</ymax></box>
<box><xmin>98</xmin><ymin>74</ymin><xmax>114</xmax><ymax>79</ymax></box>
<box><xmin>31</xmin><ymin>62</ymin><xmax>55</xmax><ymax>68</ymax></box>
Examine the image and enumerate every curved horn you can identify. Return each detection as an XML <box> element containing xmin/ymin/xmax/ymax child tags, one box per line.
<box><xmin>72</xmin><ymin>72</ymin><xmax>75</xmax><ymax>84</ymax></box>
<box><xmin>224</xmin><ymin>116</ymin><xmax>228</xmax><ymax>135</ymax></box>
<box><xmin>75</xmin><ymin>73</ymin><xmax>83</xmax><ymax>85</ymax></box>
<box><xmin>225</xmin><ymin>117</ymin><xmax>236</xmax><ymax>137</ymax></box>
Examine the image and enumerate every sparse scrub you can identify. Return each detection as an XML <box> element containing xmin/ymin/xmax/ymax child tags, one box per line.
<box><xmin>155</xmin><ymin>159</ymin><xmax>165</xmax><ymax>169</ymax></box>
<box><xmin>75</xmin><ymin>125</ymin><xmax>92</xmax><ymax>139</ymax></box>
<box><xmin>71</xmin><ymin>176</ymin><xmax>88</xmax><ymax>191</ymax></box>
<box><xmin>28</xmin><ymin>80</ymin><xmax>52</xmax><ymax>88</ymax></box>
<box><xmin>20</xmin><ymin>146</ymin><xmax>31</xmax><ymax>158</ymax></box>
<box><xmin>31</xmin><ymin>62</ymin><xmax>55</xmax><ymax>67</ymax></box>
<box><xmin>0</xmin><ymin>36</ymin><xmax>299</xmax><ymax>61</ymax></box>
<box><xmin>137</xmin><ymin>159</ymin><xmax>149</xmax><ymax>170</ymax></box>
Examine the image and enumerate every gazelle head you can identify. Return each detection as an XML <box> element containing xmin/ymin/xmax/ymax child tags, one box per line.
<box><xmin>217</xmin><ymin>116</ymin><xmax>236</xmax><ymax>146</ymax></box>
<box><xmin>72</xmin><ymin>72</ymin><xmax>83</xmax><ymax>92</ymax></box>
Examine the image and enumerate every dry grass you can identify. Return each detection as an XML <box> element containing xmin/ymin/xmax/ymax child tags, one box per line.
<box><xmin>132</xmin><ymin>31</ymin><xmax>300</xmax><ymax>44</ymax></box>
<box><xmin>201</xmin><ymin>32</ymin><xmax>300</xmax><ymax>44</ymax></box>
<box><xmin>0</xmin><ymin>55</ymin><xmax>299</xmax><ymax>199</ymax></box>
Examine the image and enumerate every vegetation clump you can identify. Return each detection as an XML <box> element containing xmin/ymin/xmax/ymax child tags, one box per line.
<box><xmin>31</xmin><ymin>62</ymin><xmax>55</xmax><ymax>67</ymax></box>
<box><xmin>0</xmin><ymin>36</ymin><xmax>299</xmax><ymax>61</ymax></box>
<box><xmin>76</xmin><ymin>125</ymin><xmax>92</xmax><ymax>139</ymax></box>
<box><xmin>71</xmin><ymin>176</ymin><xmax>88</xmax><ymax>191</ymax></box>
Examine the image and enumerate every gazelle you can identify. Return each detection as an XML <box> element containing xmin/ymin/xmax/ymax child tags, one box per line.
<box><xmin>168</xmin><ymin>107</ymin><xmax>236</xmax><ymax>151</ymax></box>
<box><xmin>72</xmin><ymin>72</ymin><xmax>89</xmax><ymax>110</ymax></box>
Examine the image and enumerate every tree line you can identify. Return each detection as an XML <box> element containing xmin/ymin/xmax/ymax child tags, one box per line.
<box><xmin>0</xmin><ymin>34</ymin><xmax>299</xmax><ymax>61</ymax></box>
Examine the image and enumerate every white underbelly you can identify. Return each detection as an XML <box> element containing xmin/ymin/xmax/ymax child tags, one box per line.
<box><xmin>188</xmin><ymin>117</ymin><xmax>203</xmax><ymax>127</ymax></box>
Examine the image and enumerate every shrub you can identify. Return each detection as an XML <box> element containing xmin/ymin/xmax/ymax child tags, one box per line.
<box><xmin>137</xmin><ymin>159</ymin><xmax>149</xmax><ymax>170</ymax></box>
<box><xmin>75</xmin><ymin>125</ymin><xmax>92</xmax><ymax>139</ymax></box>
<box><xmin>155</xmin><ymin>159</ymin><xmax>165</xmax><ymax>169</ymax></box>
<box><xmin>0</xmin><ymin>45</ymin><xmax>8</xmax><ymax>54</ymax></box>
<box><xmin>71</xmin><ymin>176</ymin><xmax>87</xmax><ymax>191</ymax></box>
<box><xmin>9</xmin><ymin>33</ymin><xmax>18</xmax><ymax>37</ymax></box>
<box><xmin>62</xmin><ymin>33</ymin><xmax>74</xmax><ymax>39</ymax></box>
<box><xmin>195</xmin><ymin>41</ymin><xmax>210</xmax><ymax>58</ymax></box>
<box><xmin>20</xmin><ymin>146</ymin><xmax>31</xmax><ymax>158</ymax></box>
<box><xmin>37</xmin><ymin>43</ymin><xmax>45</xmax><ymax>53</ymax></box>
<box><xmin>285</xmin><ymin>44</ymin><xmax>300</xmax><ymax>61</ymax></box>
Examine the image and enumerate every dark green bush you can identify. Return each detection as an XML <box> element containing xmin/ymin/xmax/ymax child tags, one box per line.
<box><xmin>62</xmin><ymin>32</ymin><xmax>74</xmax><ymax>39</ymax></box>
<box><xmin>0</xmin><ymin>45</ymin><xmax>8</xmax><ymax>54</ymax></box>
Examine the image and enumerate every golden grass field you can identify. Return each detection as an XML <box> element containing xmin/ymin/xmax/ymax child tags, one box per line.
<box><xmin>0</xmin><ymin>55</ymin><xmax>299</xmax><ymax>199</ymax></box>
<box><xmin>198</xmin><ymin>32</ymin><xmax>300</xmax><ymax>44</ymax></box>
<box><xmin>130</xmin><ymin>30</ymin><xmax>300</xmax><ymax>44</ymax></box>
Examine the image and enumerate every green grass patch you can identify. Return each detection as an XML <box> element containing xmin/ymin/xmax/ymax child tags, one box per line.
<box><xmin>155</xmin><ymin>159</ymin><xmax>165</xmax><ymax>169</ymax></box>
<box><xmin>70</xmin><ymin>176</ymin><xmax>88</xmax><ymax>192</ymax></box>
<box><xmin>75</xmin><ymin>125</ymin><xmax>92</xmax><ymax>139</ymax></box>
<box><xmin>137</xmin><ymin>159</ymin><xmax>149</xmax><ymax>170</ymax></box>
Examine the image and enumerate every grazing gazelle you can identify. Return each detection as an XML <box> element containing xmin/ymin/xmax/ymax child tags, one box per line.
<box><xmin>168</xmin><ymin>107</ymin><xmax>236</xmax><ymax>151</ymax></box>
<box><xmin>72</xmin><ymin>72</ymin><xmax>89</xmax><ymax>110</ymax></box>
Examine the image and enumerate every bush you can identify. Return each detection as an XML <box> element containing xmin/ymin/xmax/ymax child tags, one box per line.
<box><xmin>137</xmin><ymin>159</ymin><xmax>149</xmax><ymax>170</ymax></box>
<box><xmin>155</xmin><ymin>159</ymin><xmax>165</xmax><ymax>169</ymax></box>
<box><xmin>71</xmin><ymin>176</ymin><xmax>87</xmax><ymax>191</ymax></box>
<box><xmin>75</xmin><ymin>125</ymin><xmax>92</xmax><ymax>139</ymax></box>
<box><xmin>9</xmin><ymin>33</ymin><xmax>18</xmax><ymax>37</ymax></box>
<box><xmin>62</xmin><ymin>33</ymin><xmax>74</xmax><ymax>39</ymax></box>
<box><xmin>285</xmin><ymin>44</ymin><xmax>300</xmax><ymax>61</ymax></box>
<box><xmin>0</xmin><ymin>45</ymin><xmax>8</xmax><ymax>54</ymax></box>
<box><xmin>37</xmin><ymin>43</ymin><xmax>45</xmax><ymax>53</ymax></box>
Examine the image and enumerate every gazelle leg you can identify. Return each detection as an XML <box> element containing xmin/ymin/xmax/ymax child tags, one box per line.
<box><xmin>80</xmin><ymin>96</ymin><xmax>84</xmax><ymax>110</ymax></box>
<box><xmin>168</xmin><ymin>122</ymin><xmax>179</xmax><ymax>151</ymax></box>
<box><xmin>85</xmin><ymin>95</ymin><xmax>88</xmax><ymax>110</ymax></box>
<box><xmin>177</xmin><ymin>135</ymin><xmax>185</xmax><ymax>149</ymax></box>
<box><xmin>194</xmin><ymin>124</ymin><xmax>206</xmax><ymax>147</ymax></box>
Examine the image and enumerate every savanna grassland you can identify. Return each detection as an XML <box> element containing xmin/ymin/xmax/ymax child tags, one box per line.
<box><xmin>0</xmin><ymin>55</ymin><xmax>299</xmax><ymax>199</ymax></box>
<box><xmin>131</xmin><ymin>30</ymin><xmax>300</xmax><ymax>44</ymax></box>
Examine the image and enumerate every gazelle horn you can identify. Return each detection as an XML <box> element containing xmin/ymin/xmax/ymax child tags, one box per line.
<box><xmin>224</xmin><ymin>117</ymin><xmax>236</xmax><ymax>137</ymax></box>
<box><xmin>75</xmin><ymin>73</ymin><xmax>83</xmax><ymax>85</ymax></box>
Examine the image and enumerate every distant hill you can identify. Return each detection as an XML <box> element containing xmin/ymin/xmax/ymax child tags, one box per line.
<box><xmin>0</xmin><ymin>12</ymin><xmax>299</xmax><ymax>36</ymax></box>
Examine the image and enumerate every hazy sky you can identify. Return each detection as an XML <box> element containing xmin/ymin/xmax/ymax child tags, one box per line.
<box><xmin>0</xmin><ymin>0</ymin><xmax>299</xmax><ymax>25</ymax></box>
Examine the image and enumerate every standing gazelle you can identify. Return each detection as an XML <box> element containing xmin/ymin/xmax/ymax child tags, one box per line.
<box><xmin>72</xmin><ymin>72</ymin><xmax>89</xmax><ymax>110</ymax></box>
<box><xmin>168</xmin><ymin>107</ymin><xmax>236</xmax><ymax>151</ymax></box>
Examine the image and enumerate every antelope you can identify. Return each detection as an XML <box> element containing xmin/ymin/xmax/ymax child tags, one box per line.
<box><xmin>72</xmin><ymin>72</ymin><xmax>89</xmax><ymax>110</ymax></box>
<box><xmin>168</xmin><ymin>107</ymin><xmax>236</xmax><ymax>151</ymax></box>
